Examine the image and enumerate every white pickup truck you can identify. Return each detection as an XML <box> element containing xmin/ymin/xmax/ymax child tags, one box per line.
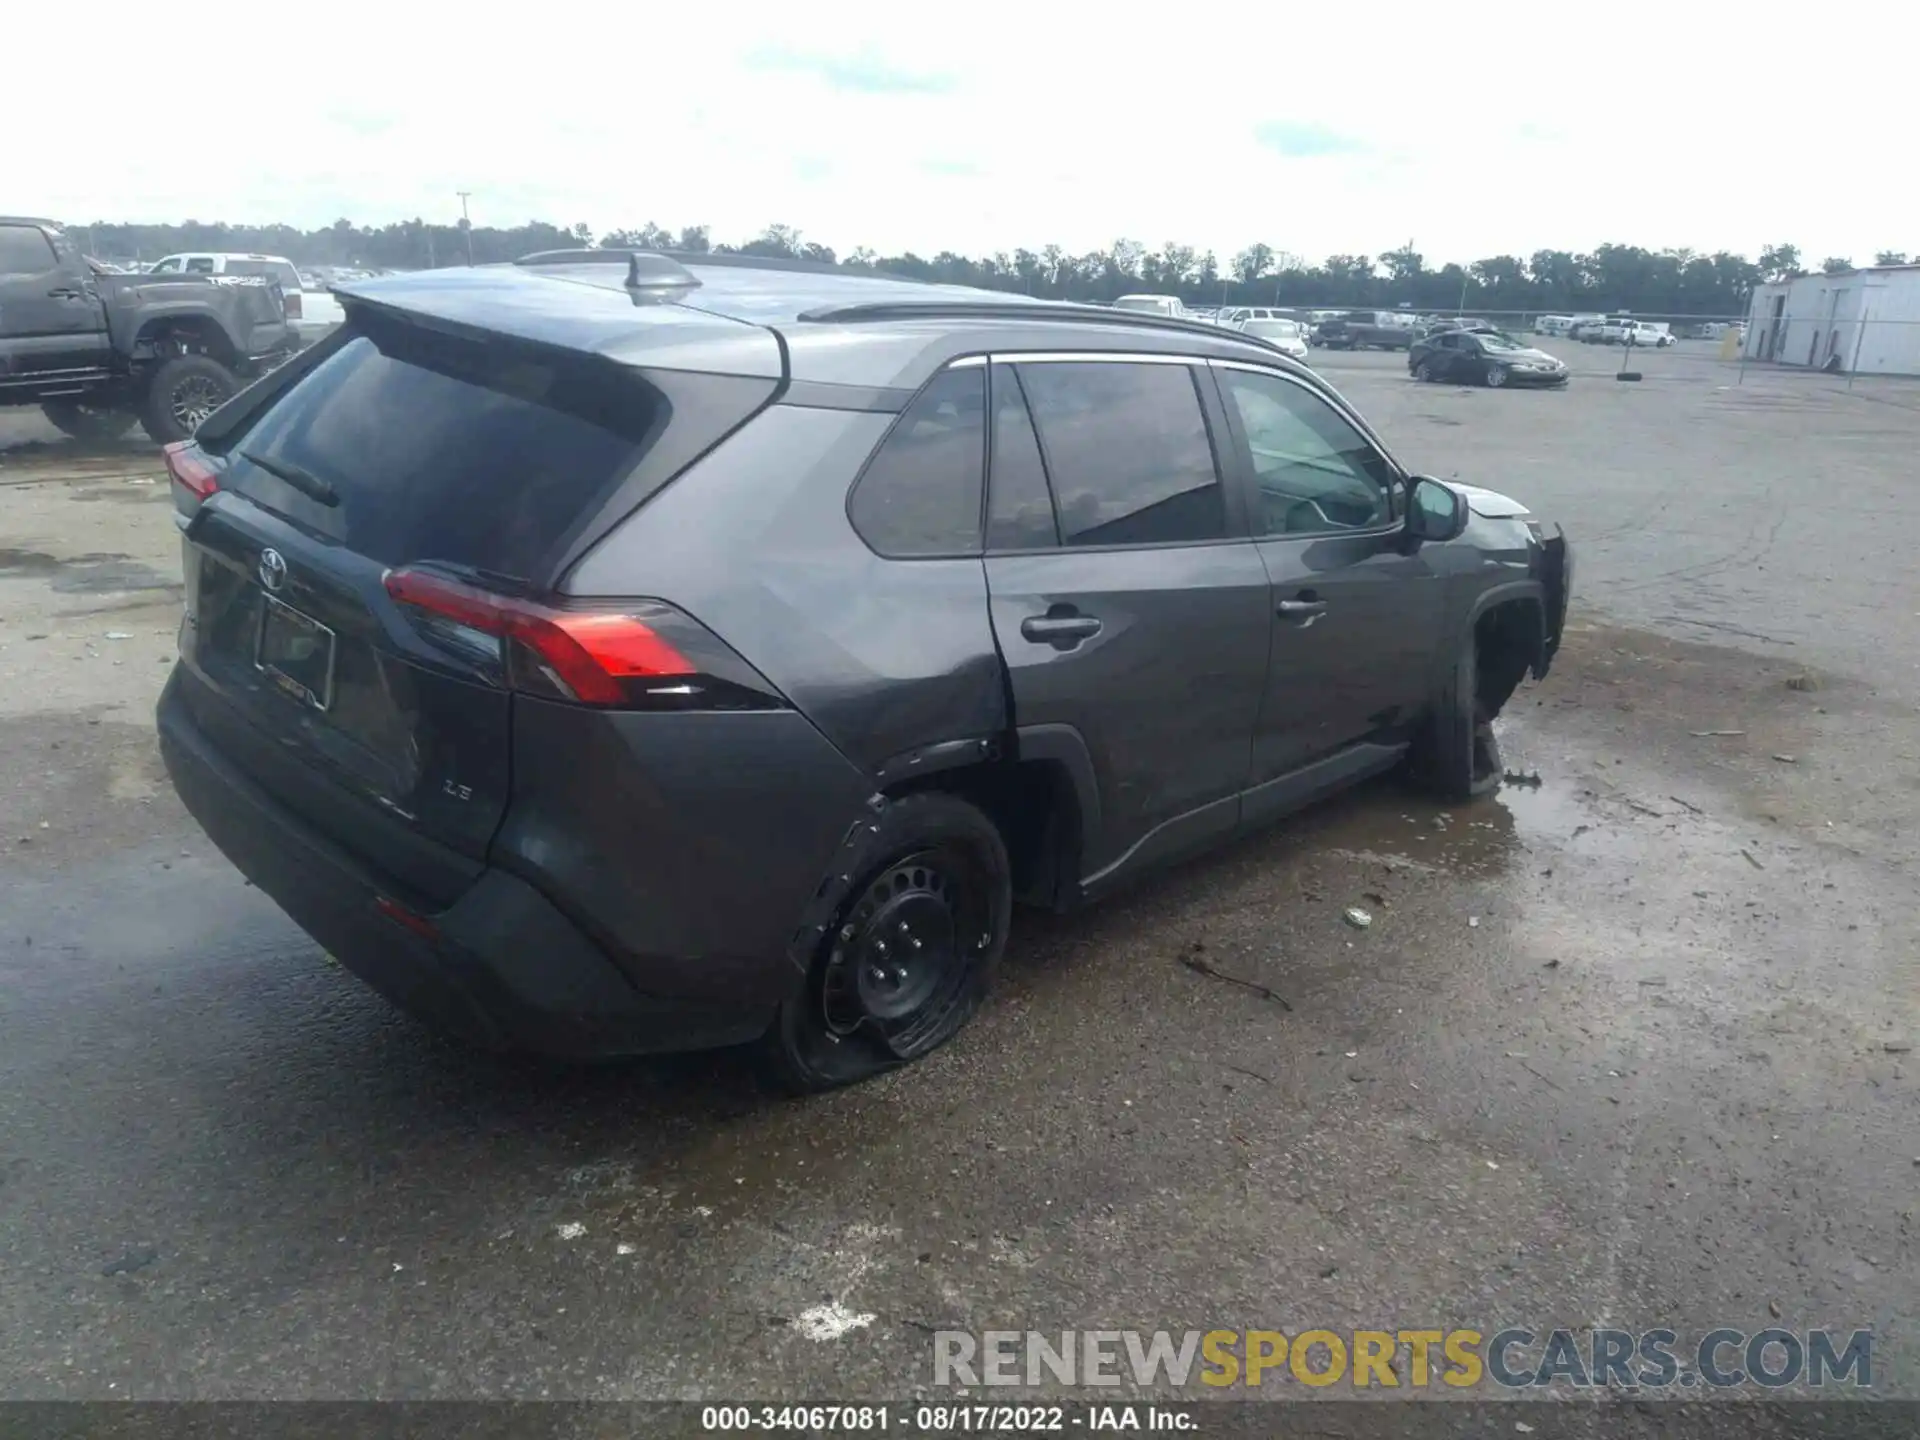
<box><xmin>1112</xmin><ymin>294</ymin><xmax>1191</xmax><ymax>319</ymax></box>
<box><xmin>1590</xmin><ymin>318</ymin><xmax>1674</xmax><ymax>348</ymax></box>
<box><xmin>146</xmin><ymin>252</ymin><xmax>344</xmax><ymax>347</ymax></box>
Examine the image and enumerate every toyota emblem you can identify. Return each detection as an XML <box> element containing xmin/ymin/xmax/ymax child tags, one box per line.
<box><xmin>257</xmin><ymin>548</ymin><xmax>288</xmax><ymax>593</ymax></box>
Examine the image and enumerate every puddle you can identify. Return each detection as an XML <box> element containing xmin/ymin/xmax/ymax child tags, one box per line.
<box><xmin>1279</xmin><ymin>762</ymin><xmax>1682</xmax><ymax>881</ymax></box>
<box><xmin>0</xmin><ymin>549</ymin><xmax>173</xmax><ymax>593</ymax></box>
<box><xmin>1302</xmin><ymin>777</ymin><xmax>1528</xmax><ymax>879</ymax></box>
<box><xmin>0</xmin><ymin>437</ymin><xmax>156</xmax><ymax>464</ymax></box>
<box><xmin>68</xmin><ymin>484</ymin><xmax>170</xmax><ymax>505</ymax></box>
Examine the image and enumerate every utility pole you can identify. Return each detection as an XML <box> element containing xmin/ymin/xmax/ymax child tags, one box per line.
<box><xmin>456</xmin><ymin>191</ymin><xmax>475</xmax><ymax>265</ymax></box>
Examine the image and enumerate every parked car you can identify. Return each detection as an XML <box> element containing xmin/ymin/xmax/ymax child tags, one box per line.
<box><xmin>1220</xmin><ymin>306</ymin><xmax>1293</xmax><ymax>327</ymax></box>
<box><xmin>1236</xmin><ymin>316</ymin><xmax>1312</xmax><ymax>361</ymax></box>
<box><xmin>1588</xmin><ymin>319</ymin><xmax>1670</xmax><ymax>348</ymax></box>
<box><xmin>1224</xmin><ymin>308</ymin><xmax>1317</xmax><ymax>343</ymax></box>
<box><xmin>1314</xmin><ymin>311</ymin><xmax>1415</xmax><ymax>350</ymax></box>
<box><xmin>148</xmin><ymin>251</ymin><xmax>345</xmax><ymax>347</ymax></box>
<box><xmin>1415</xmin><ymin>316</ymin><xmax>1494</xmax><ymax>339</ymax></box>
<box><xmin>1567</xmin><ymin>315</ymin><xmax>1610</xmax><ymax>342</ymax></box>
<box><xmin>1533</xmin><ymin>315</ymin><xmax>1575</xmax><ymax>336</ymax></box>
<box><xmin>1409</xmin><ymin>328</ymin><xmax>1570</xmax><ymax>388</ymax></box>
<box><xmin>156</xmin><ymin>249</ymin><xmax>1571</xmax><ymax>1091</ymax></box>
<box><xmin>1112</xmin><ymin>293</ymin><xmax>1190</xmax><ymax>318</ymax></box>
<box><xmin>0</xmin><ymin>216</ymin><xmax>298</xmax><ymax>442</ymax></box>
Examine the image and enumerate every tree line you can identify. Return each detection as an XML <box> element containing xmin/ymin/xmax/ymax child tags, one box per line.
<box><xmin>70</xmin><ymin>218</ymin><xmax>1915</xmax><ymax>320</ymax></box>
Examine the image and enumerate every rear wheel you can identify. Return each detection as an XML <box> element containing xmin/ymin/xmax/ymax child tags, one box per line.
<box><xmin>140</xmin><ymin>354</ymin><xmax>238</xmax><ymax>444</ymax></box>
<box><xmin>760</xmin><ymin>792</ymin><xmax>1011</xmax><ymax>1093</ymax></box>
<box><xmin>40</xmin><ymin>401</ymin><xmax>134</xmax><ymax>442</ymax></box>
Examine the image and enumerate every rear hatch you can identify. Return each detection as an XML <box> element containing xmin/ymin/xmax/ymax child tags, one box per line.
<box><xmin>176</xmin><ymin>298</ymin><xmax>777</xmax><ymax>904</ymax></box>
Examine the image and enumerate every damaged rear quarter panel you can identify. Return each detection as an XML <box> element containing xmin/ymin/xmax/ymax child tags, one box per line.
<box><xmin>564</xmin><ymin>405</ymin><xmax>1006</xmax><ymax>780</ymax></box>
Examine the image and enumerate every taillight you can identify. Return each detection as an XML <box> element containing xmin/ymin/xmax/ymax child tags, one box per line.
<box><xmin>164</xmin><ymin>440</ymin><xmax>219</xmax><ymax>499</ymax></box>
<box><xmin>284</xmin><ymin>291</ymin><xmax>303</xmax><ymax>320</ymax></box>
<box><xmin>383</xmin><ymin>566</ymin><xmax>783</xmax><ymax>711</ymax></box>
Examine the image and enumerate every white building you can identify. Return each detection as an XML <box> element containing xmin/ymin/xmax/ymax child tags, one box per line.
<box><xmin>1743</xmin><ymin>264</ymin><xmax>1920</xmax><ymax>375</ymax></box>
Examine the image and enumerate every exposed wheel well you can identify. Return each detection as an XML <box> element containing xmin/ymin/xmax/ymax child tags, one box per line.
<box><xmin>1475</xmin><ymin>598</ymin><xmax>1544</xmax><ymax>720</ymax></box>
<box><xmin>134</xmin><ymin>317</ymin><xmax>239</xmax><ymax>369</ymax></box>
<box><xmin>885</xmin><ymin>758</ymin><xmax>1081</xmax><ymax>910</ymax></box>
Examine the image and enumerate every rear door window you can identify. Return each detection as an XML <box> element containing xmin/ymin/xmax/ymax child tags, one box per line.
<box><xmin>0</xmin><ymin>225</ymin><xmax>56</xmax><ymax>275</ymax></box>
<box><xmin>847</xmin><ymin>366</ymin><xmax>985</xmax><ymax>557</ymax></box>
<box><xmin>184</xmin><ymin>257</ymin><xmax>216</xmax><ymax>274</ymax></box>
<box><xmin>217</xmin><ymin>317</ymin><xmax>664</xmax><ymax>580</ymax></box>
<box><xmin>1016</xmin><ymin>361</ymin><xmax>1226</xmax><ymax>547</ymax></box>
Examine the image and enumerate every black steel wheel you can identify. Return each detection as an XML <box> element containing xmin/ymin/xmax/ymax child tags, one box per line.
<box><xmin>762</xmin><ymin>792</ymin><xmax>1010</xmax><ymax>1093</ymax></box>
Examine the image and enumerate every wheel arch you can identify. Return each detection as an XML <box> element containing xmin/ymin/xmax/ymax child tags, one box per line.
<box><xmin>877</xmin><ymin>725</ymin><xmax>1096</xmax><ymax>911</ymax></box>
<box><xmin>133</xmin><ymin>313</ymin><xmax>241</xmax><ymax>369</ymax></box>
<box><xmin>1466</xmin><ymin>584</ymin><xmax>1547</xmax><ymax>720</ymax></box>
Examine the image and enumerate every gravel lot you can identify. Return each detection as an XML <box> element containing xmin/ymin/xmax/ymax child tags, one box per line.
<box><xmin>1</xmin><ymin>341</ymin><xmax>1916</xmax><ymax>1412</ymax></box>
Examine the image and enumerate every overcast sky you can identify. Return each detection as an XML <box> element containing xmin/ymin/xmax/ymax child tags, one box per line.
<box><xmin>14</xmin><ymin>2</ymin><xmax>1911</xmax><ymax>267</ymax></box>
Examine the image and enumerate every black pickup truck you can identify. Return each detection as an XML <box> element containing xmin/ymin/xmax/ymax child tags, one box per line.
<box><xmin>1312</xmin><ymin>310</ymin><xmax>1417</xmax><ymax>351</ymax></box>
<box><xmin>0</xmin><ymin>216</ymin><xmax>297</xmax><ymax>443</ymax></box>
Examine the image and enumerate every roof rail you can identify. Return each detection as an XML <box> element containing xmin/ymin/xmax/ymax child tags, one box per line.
<box><xmin>513</xmin><ymin>248</ymin><xmax>700</xmax><ymax>304</ymax></box>
<box><xmin>669</xmin><ymin>250</ymin><xmax>867</xmax><ymax>277</ymax></box>
<box><xmin>794</xmin><ymin>298</ymin><xmax>1286</xmax><ymax>351</ymax></box>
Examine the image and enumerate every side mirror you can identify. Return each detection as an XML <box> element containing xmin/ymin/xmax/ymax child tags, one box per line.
<box><xmin>1406</xmin><ymin>476</ymin><xmax>1469</xmax><ymax>543</ymax></box>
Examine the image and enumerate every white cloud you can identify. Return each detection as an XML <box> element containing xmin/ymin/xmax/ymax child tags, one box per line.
<box><xmin>11</xmin><ymin>0</ymin><xmax>1912</xmax><ymax>266</ymax></box>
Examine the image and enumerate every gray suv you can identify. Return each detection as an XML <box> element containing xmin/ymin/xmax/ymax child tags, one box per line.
<box><xmin>155</xmin><ymin>251</ymin><xmax>1572</xmax><ymax>1091</ymax></box>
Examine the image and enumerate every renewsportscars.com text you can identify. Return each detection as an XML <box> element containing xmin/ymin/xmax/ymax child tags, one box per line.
<box><xmin>933</xmin><ymin>1327</ymin><xmax>1873</xmax><ymax>1390</ymax></box>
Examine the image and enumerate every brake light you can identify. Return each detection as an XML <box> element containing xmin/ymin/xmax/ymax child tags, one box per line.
<box><xmin>383</xmin><ymin>566</ymin><xmax>694</xmax><ymax>706</ymax></box>
<box><xmin>164</xmin><ymin>440</ymin><xmax>218</xmax><ymax>499</ymax></box>
<box><xmin>284</xmin><ymin>291</ymin><xmax>304</xmax><ymax>320</ymax></box>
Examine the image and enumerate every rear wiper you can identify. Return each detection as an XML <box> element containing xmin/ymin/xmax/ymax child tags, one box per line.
<box><xmin>240</xmin><ymin>449</ymin><xmax>338</xmax><ymax>508</ymax></box>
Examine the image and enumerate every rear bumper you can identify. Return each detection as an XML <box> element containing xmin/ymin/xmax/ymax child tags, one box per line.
<box><xmin>157</xmin><ymin>670</ymin><xmax>777</xmax><ymax>1058</ymax></box>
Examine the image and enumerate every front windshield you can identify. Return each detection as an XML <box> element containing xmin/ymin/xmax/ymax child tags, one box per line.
<box><xmin>1246</xmin><ymin>320</ymin><xmax>1302</xmax><ymax>339</ymax></box>
<box><xmin>1476</xmin><ymin>332</ymin><xmax>1529</xmax><ymax>351</ymax></box>
<box><xmin>1113</xmin><ymin>297</ymin><xmax>1170</xmax><ymax>313</ymax></box>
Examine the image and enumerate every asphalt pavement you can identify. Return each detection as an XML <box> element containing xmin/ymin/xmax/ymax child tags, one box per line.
<box><xmin>1</xmin><ymin>343</ymin><xmax>1915</xmax><ymax>1407</ymax></box>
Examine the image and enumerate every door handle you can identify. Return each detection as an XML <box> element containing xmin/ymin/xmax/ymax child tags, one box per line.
<box><xmin>47</xmin><ymin>288</ymin><xmax>85</xmax><ymax>300</ymax></box>
<box><xmin>1276</xmin><ymin>598</ymin><xmax>1328</xmax><ymax>618</ymax></box>
<box><xmin>1020</xmin><ymin>613</ymin><xmax>1102</xmax><ymax>646</ymax></box>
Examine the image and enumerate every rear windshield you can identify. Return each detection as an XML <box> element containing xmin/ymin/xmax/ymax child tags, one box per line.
<box><xmin>224</xmin><ymin>258</ymin><xmax>303</xmax><ymax>291</ymax></box>
<box><xmin>219</xmin><ymin>318</ymin><xmax>660</xmax><ymax>579</ymax></box>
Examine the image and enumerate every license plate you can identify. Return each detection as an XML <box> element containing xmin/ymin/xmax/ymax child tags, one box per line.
<box><xmin>255</xmin><ymin>594</ymin><xmax>336</xmax><ymax>710</ymax></box>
